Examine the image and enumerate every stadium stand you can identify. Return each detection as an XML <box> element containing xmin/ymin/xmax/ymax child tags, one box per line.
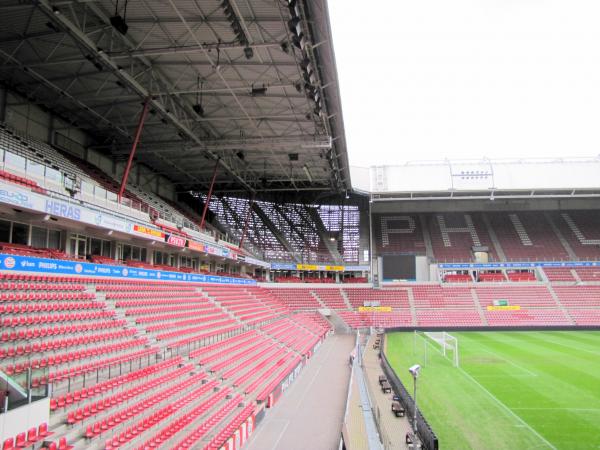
<box><xmin>0</xmin><ymin>278</ymin><xmax>330</xmax><ymax>449</ymax></box>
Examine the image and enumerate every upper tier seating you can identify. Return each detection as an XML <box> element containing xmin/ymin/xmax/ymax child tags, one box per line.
<box><xmin>572</xmin><ymin>267</ymin><xmax>600</xmax><ymax>282</ymax></box>
<box><xmin>551</xmin><ymin>211</ymin><xmax>600</xmax><ymax>260</ymax></box>
<box><xmin>427</xmin><ymin>213</ymin><xmax>497</xmax><ymax>262</ymax></box>
<box><xmin>0</xmin><ymin>124</ymin><xmax>223</xmax><ymax>241</ymax></box>
<box><xmin>506</xmin><ymin>271</ymin><xmax>536</xmax><ymax>282</ymax></box>
<box><xmin>487</xmin><ymin>211</ymin><xmax>569</xmax><ymax>261</ymax></box>
<box><xmin>443</xmin><ymin>274</ymin><xmax>473</xmax><ymax>283</ymax></box>
<box><xmin>373</xmin><ymin>210</ymin><xmax>600</xmax><ymax>264</ymax></box>
<box><xmin>543</xmin><ymin>267</ymin><xmax>577</xmax><ymax>282</ymax></box>
<box><xmin>478</xmin><ymin>272</ymin><xmax>506</xmax><ymax>282</ymax></box>
<box><xmin>0</xmin><ymin>169</ymin><xmax>45</xmax><ymax>193</ymax></box>
<box><xmin>373</xmin><ymin>214</ymin><xmax>427</xmax><ymax>255</ymax></box>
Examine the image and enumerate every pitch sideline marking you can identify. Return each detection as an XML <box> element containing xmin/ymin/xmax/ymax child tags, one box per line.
<box><xmin>533</xmin><ymin>335</ymin><xmax>600</xmax><ymax>357</ymax></box>
<box><xmin>457</xmin><ymin>367</ymin><xmax>557</xmax><ymax>450</ymax></box>
<box><xmin>414</xmin><ymin>332</ymin><xmax>556</xmax><ymax>448</ymax></box>
<box><xmin>512</xmin><ymin>407</ymin><xmax>600</xmax><ymax>412</ymax></box>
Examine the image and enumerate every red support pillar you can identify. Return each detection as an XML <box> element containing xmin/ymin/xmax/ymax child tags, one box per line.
<box><xmin>200</xmin><ymin>158</ymin><xmax>219</xmax><ymax>230</ymax></box>
<box><xmin>239</xmin><ymin>196</ymin><xmax>254</xmax><ymax>249</ymax></box>
<box><xmin>118</xmin><ymin>98</ymin><xmax>151</xmax><ymax>203</ymax></box>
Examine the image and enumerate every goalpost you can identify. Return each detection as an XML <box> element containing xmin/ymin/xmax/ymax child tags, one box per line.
<box><xmin>414</xmin><ymin>331</ymin><xmax>460</xmax><ymax>367</ymax></box>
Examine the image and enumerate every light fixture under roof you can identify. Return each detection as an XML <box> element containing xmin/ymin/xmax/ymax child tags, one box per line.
<box><xmin>193</xmin><ymin>76</ymin><xmax>205</xmax><ymax>117</ymax></box>
<box><xmin>110</xmin><ymin>1</ymin><xmax>129</xmax><ymax>36</ymax></box>
<box><xmin>251</xmin><ymin>85</ymin><xmax>267</xmax><ymax>96</ymax></box>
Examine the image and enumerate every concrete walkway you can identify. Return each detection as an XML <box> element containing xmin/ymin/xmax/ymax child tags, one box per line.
<box><xmin>362</xmin><ymin>334</ymin><xmax>413</xmax><ymax>450</ymax></box>
<box><xmin>244</xmin><ymin>333</ymin><xmax>355</xmax><ymax>450</ymax></box>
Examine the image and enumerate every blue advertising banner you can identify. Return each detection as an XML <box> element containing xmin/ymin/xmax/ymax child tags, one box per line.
<box><xmin>270</xmin><ymin>263</ymin><xmax>296</xmax><ymax>270</ymax></box>
<box><xmin>0</xmin><ymin>253</ymin><xmax>256</xmax><ymax>285</ymax></box>
<box><xmin>438</xmin><ymin>261</ymin><xmax>600</xmax><ymax>269</ymax></box>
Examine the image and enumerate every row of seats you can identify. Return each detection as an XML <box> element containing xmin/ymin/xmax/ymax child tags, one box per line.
<box><xmin>0</xmin><ymin>329</ymin><xmax>136</xmax><ymax>360</ymax></box>
<box><xmin>0</xmin><ymin>282</ymin><xmax>85</xmax><ymax>291</ymax></box>
<box><xmin>2</xmin><ymin>423</ymin><xmax>52</xmax><ymax>450</ymax></box>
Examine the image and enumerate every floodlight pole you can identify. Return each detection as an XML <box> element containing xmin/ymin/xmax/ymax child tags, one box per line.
<box><xmin>412</xmin><ymin>371</ymin><xmax>419</xmax><ymax>448</ymax></box>
<box><xmin>118</xmin><ymin>98</ymin><xmax>150</xmax><ymax>203</ymax></box>
<box><xmin>200</xmin><ymin>158</ymin><xmax>219</xmax><ymax>230</ymax></box>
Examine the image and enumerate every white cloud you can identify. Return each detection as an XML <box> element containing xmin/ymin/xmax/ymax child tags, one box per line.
<box><xmin>329</xmin><ymin>0</ymin><xmax>600</xmax><ymax>167</ymax></box>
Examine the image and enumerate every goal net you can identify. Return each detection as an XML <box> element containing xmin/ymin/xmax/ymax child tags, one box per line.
<box><xmin>416</xmin><ymin>331</ymin><xmax>460</xmax><ymax>367</ymax></box>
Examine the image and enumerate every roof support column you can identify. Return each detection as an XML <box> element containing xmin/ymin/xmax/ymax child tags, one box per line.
<box><xmin>0</xmin><ymin>85</ymin><xmax>6</xmax><ymax>123</ymax></box>
<box><xmin>118</xmin><ymin>98</ymin><xmax>150</xmax><ymax>203</ymax></box>
<box><xmin>200</xmin><ymin>158</ymin><xmax>220</xmax><ymax>230</ymax></box>
<box><xmin>239</xmin><ymin>196</ymin><xmax>255</xmax><ymax>249</ymax></box>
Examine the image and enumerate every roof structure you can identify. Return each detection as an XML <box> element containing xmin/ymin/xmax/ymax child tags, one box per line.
<box><xmin>352</xmin><ymin>157</ymin><xmax>600</xmax><ymax>201</ymax></box>
<box><xmin>0</xmin><ymin>0</ymin><xmax>349</xmax><ymax>199</ymax></box>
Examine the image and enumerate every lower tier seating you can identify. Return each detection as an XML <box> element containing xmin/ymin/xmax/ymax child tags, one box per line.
<box><xmin>0</xmin><ymin>279</ymin><xmax>329</xmax><ymax>450</ymax></box>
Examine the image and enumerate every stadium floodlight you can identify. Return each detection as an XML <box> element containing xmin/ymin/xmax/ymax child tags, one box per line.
<box><xmin>409</xmin><ymin>364</ymin><xmax>421</xmax><ymax>378</ymax></box>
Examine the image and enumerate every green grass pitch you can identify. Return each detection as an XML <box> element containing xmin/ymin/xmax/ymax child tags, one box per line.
<box><xmin>385</xmin><ymin>331</ymin><xmax>600</xmax><ymax>450</ymax></box>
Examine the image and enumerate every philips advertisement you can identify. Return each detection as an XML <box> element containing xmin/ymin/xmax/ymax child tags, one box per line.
<box><xmin>0</xmin><ymin>253</ymin><xmax>256</xmax><ymax>285</ymax></box>
<box><xmin>439</xmin><ymin>261</ymin><xmax>600</xmax><ymax>269</ymax></box>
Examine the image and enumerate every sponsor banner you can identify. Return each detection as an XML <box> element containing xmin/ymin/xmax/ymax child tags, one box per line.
<box><xmin>0</xmin><ymin>181</ymin><xmax>133</xmax><ymax>233</ymax></box>
<box><xmin>439</xmin><ymin>261</ymin><xmax>600</xmax><ymax>269</ymax></box>
<box><xmin>271</xmin><ymin>262</ymin><xmax>370</xmax><ymax>272</ymax></box>
<box><xmin>187</xmin><ymin>240</ymin><xmax>206</xmax><ymax>252</ymax></box>
<box><xmin>344</xmin><ymin>265</ymin><xmax>370</xmax><ymax>271</ymax></box>
<box><xmin>487</xmin><ymin>305</ymin><xmax>521</xmax><ymax>311</ymax></box>
<box><xmin>358</xmin><ymin>306</ymin><xmax>393</xmax><ymax>312</ymax></box>
<box><xmin>165</xmin><ymin>234</ymin><xmax>186</xmax><ymax>248</ymax></box>
<box><xmin>270</xmin><ymin>263</ymin><xmax>296</xmax><ymax>270</ymax></box>
<box><xmin>133</xmin><ymin>224</ymin><xmax>165</xmax><ymax>240</ymax></box>
<box><xmin>281</xmin><ymin>363</ymin><xmax>302</xmax><ymax>394</ymax></box>
<box><xmin>245</xmin><ymin>256</ymin><xmax>269</xmax><ymax>268</ymax></box>
<box><xmin>93</xmin><ymin>214</ymin><xmax>129</xmax><ymax>233</ymax></box>
<box><xmin>0</xmin><ymin>253</ymin><xmax>256</xmax><ymax>285</ymax></box>
<box><xmin>0</xmin><ymin>186</ymin><xmax>35</xmax><ymax>209</ymax></box>
<box><xmin>206</xmin><ymin>245</ymin><xmax>220</xmax><ymax>256</ymax></box>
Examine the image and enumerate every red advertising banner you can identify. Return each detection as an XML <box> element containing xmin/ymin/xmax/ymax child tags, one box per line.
<box><xmin>133</xmin><ymin>224</ymin><xmax>165</xmax><ymax>239</ymax></box>
<box><xmin>166</xmin><ymin>234</ymin><xmax>186</xmax><ymax>247</ymax></box>
<box><xmin>187</xmin><ymin>240</ymin><xmax>206</xmax><ymax>252</ymax></box>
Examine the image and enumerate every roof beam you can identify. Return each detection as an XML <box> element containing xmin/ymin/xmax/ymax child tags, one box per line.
<box><xmin>36</xmin><ymin>0</ymin><xmax>255</xmax><ymax>194</ymax></box>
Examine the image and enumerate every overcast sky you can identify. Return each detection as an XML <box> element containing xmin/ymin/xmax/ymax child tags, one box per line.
<box><xmin>328</xmin><ymin>0</ymin><xmax>600</xmax><ymax>167</ymax></box>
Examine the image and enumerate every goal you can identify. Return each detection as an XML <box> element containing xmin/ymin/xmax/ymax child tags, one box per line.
<box><xmin>416</xmin><ymin>331</ymin><xmax>460</xmax><ymax>367</ymax></box>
